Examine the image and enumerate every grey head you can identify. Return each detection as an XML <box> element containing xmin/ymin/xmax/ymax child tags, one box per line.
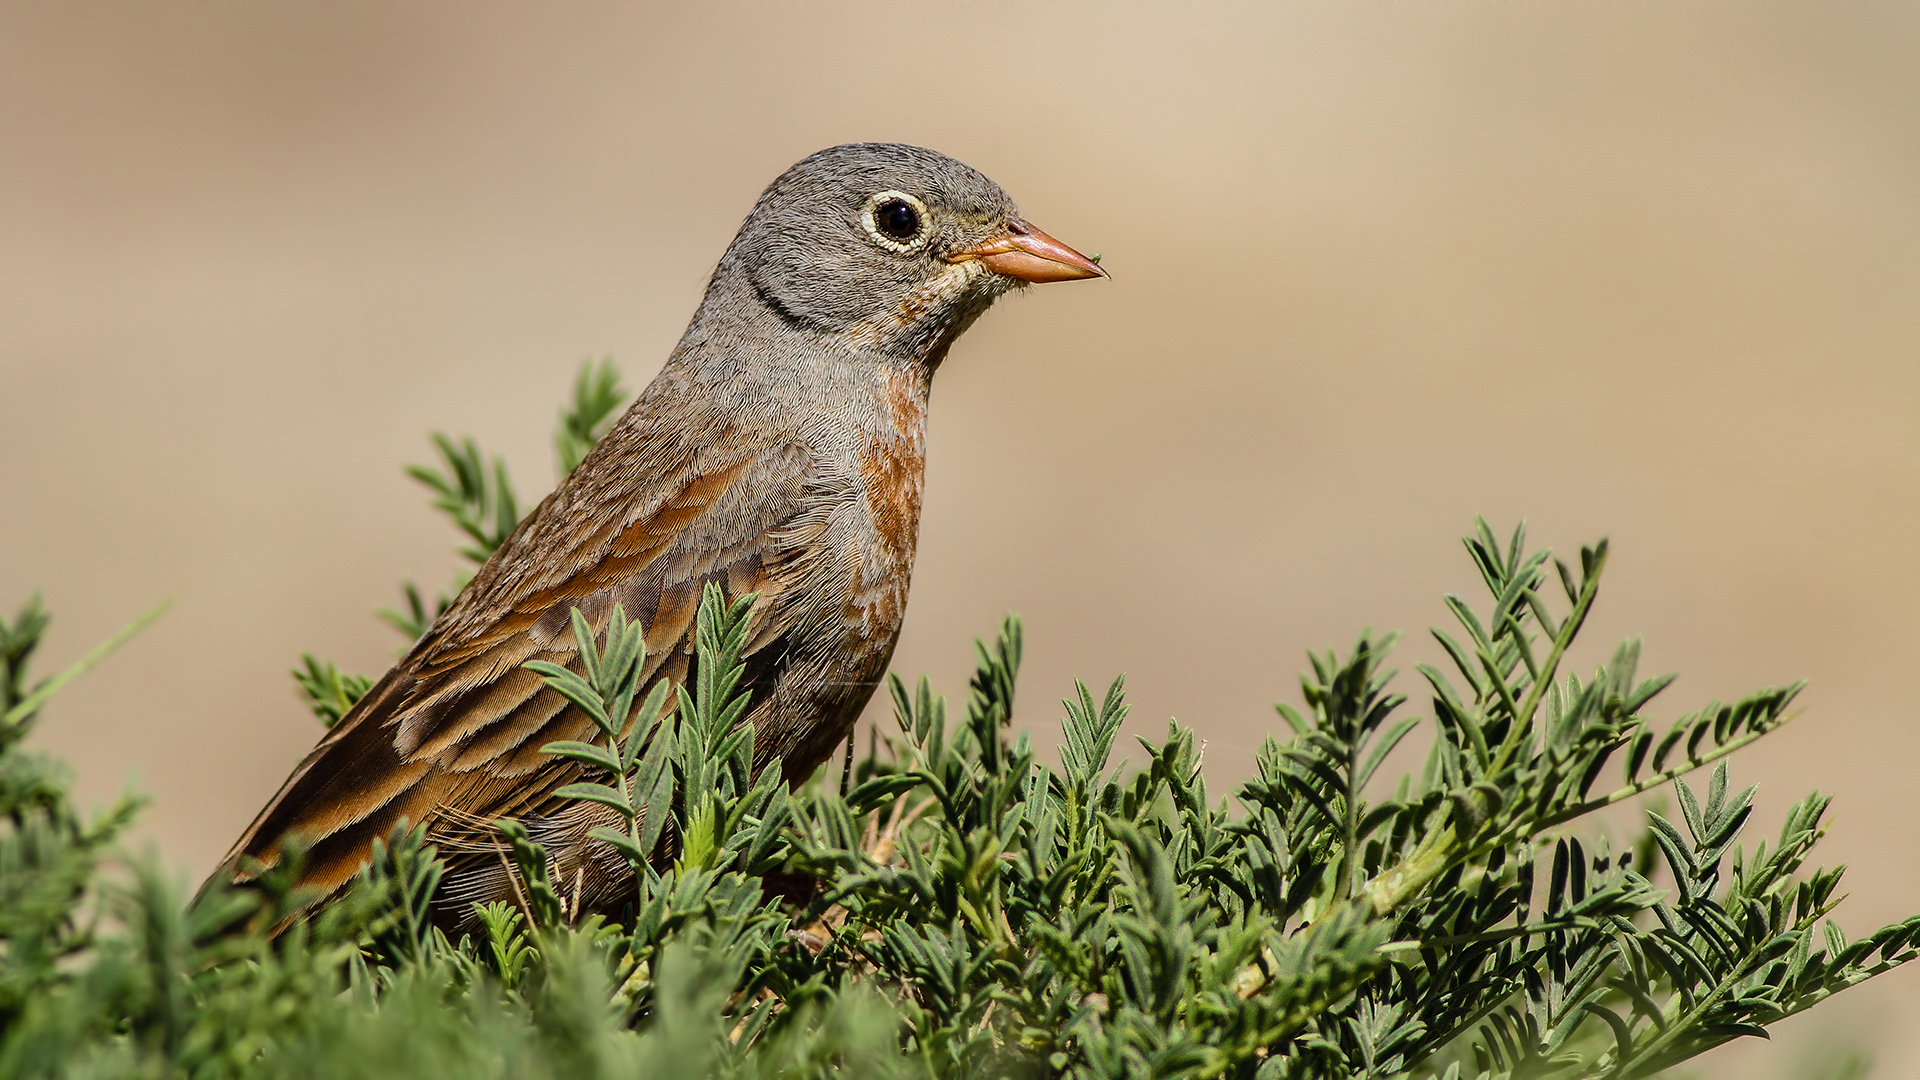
<box><xmin>691</xmin><ymin>142</ymin><xmax>1104</xmax><ymax>368</ymax></box>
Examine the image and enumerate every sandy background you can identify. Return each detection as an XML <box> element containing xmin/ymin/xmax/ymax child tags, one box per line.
<box><xmin>2</xmin><ymin>2</ymin><xmax>1916</xmax><ymax>1073</ymax></box>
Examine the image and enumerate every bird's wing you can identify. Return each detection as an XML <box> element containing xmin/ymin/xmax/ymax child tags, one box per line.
<box><xmin>218</xmin><ymin>433</ymin><xmax>835</xmax><ymax>901</ymax></box>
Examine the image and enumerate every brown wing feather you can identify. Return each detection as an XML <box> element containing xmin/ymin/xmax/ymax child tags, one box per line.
<box><xmin>216</xmin><ymin>433</ymin><xmax>822</xmax><ymax>904</ymax></box>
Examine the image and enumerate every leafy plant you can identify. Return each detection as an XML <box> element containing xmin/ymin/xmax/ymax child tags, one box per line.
<box><xmin>291</xmin><ymin>654</ymin><xmax>371</xmax><ymax>729</ymax></box>
<box><xmin>555</xmin><ymin>356</ymin><xmax>628</xmax><ymax>476</ymax></box>
<box><xmin>0</xmin><ymin>359</ymin><xmax>1910</xmax><ymax>1078</ymax></box>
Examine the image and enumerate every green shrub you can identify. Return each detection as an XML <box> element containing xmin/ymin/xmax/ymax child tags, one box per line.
<box><xmin>2</xmin><ymin>361</ymin><xmax>1913</xmax><ymax>1078</ymax></box>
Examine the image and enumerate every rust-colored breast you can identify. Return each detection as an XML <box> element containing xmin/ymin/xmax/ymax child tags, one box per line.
<box><xmin>853</xmin><ymin>368</ymin><xmax>930</xmax><ymax>633</ymax></box>
<box><xmin>860</xmin><ymin>438</ymin><xmax>923</xmax><ymax>568</ymax></box>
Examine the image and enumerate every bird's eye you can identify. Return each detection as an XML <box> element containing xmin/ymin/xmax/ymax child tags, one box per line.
<box><xmin>875</xmin><ymin>199</ymin><xmax>919</xmax><ymax>241</ymax></box>
<box><xmin>862</xmin><ymin>191</ymin><xmax>931</xmax><ymax>253</ymax></box>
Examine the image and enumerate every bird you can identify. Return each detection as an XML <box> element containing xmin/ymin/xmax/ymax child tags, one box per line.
<box><xmin>209</xmin><ymin>142</ymin><xmax>1105</xmax><ymax>925</ymax></box>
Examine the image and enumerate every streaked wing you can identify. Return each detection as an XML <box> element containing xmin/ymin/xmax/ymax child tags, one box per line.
<box><xmin>218</xmin><ymin>434</ymin><xmax>825</xmax><ymax>902</ymax></box>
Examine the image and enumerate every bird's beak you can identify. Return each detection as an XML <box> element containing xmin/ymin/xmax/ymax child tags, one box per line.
<box><xmin>946</xmin><ymin>218</ymin><xmax>1107</xmax><ymax>283</ymax></box>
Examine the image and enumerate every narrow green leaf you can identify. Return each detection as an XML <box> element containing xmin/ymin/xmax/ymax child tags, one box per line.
<box><xmin>540</xmin><ymin>740</ymin><xmax>620</xmax><ymax>773</ymax></box>
<box><xmin>551</xmin><ymin>782</ymin><xmax>634</xmax><ymax>817</ymax></box>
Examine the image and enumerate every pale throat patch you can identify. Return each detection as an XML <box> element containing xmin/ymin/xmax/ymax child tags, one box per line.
<box><xmin>836</xmin><ymin>258</ymin><xmax>995</xmax><ymax>355</ymax></box>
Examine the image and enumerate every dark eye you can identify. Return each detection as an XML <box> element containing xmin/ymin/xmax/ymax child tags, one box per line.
<box><xmin>874</xmin><ymin>199</ymin><xmax>921</xmax><ymax>242</ymax></box>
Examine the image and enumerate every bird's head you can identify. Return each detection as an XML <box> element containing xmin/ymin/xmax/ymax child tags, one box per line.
<box><xmin>713</xmin><ymin>142</ymin><xmax>1104</xmax><ymax>365</ymax></box>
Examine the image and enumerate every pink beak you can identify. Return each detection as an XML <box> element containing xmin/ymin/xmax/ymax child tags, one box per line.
<box><xmin>947</xmin><ymin>218</ymin><xmax>1106</xmax><ymax>283</ymax></box>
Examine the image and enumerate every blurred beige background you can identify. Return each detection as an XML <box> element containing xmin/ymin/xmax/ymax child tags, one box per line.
<box><xmin>2</xmin><ymin>2</ymin><xmax>1916</xmax><ymax>1073</ymax></box>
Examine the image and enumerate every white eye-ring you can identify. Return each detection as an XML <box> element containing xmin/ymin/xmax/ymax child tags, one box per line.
<box><xmin>861</xmin><ymin>190</ymin><xmax>932</xmax><ymax>253</ymax></box>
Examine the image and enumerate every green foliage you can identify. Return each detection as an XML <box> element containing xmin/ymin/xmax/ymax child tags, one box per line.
<box><xmin>0</xmin><ymin>362</ymin><xmax>1911</xmax><ymax>1077</ymax></box>
<box><xmin>555</xmin><ymin>356</ymin><xmax>629</xmax><ymax>476</ymax></box>
<box><xmin>410</xmin><ymin>432</ymin><xmax>522</xmax><ymax>569</ymax></box>
<box><xmin>375</xmin><ymin>432</ymin><xmax>516</xmax><ymax>644</ymax></box>
<box><xmin>1</xmin><ymin>595</ymin><xmax>50</xmax><ymax>718</ymax></box>
<box><xmin>291</xmin><ymin>654</ymin><xmax>371</xmax><ymax>729</ymax></box>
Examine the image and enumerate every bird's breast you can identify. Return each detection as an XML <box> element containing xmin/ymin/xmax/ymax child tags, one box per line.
<box><xmin>848</xmin><ymin>367</ymin><xmax>930</xmax><ymax>636</ymax></box>
<box><xmin>857</xmin><ymin>436</ymin><xmax>924</xmax><ymax>574</ymax></box>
